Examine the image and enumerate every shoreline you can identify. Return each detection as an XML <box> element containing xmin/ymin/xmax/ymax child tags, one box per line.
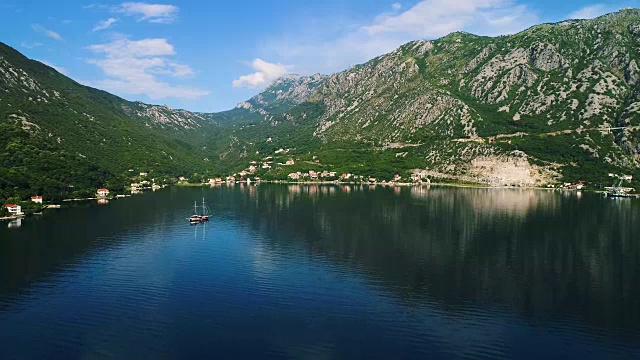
<box><xmin>4</xmin><ymin>183</ymin><xmax>635</xmax><ymax>223</ymax></box>
<box><xmin>181</xmin><ymin>179</ymin><xmax>611</xmax><ymax>193</ymax></box>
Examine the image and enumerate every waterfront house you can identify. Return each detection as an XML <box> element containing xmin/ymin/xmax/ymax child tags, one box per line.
<box><xmin>309</xmin><ymin>171</ymin><xmax>318</xmax><ymax>179</ymax></box>
<box><xmin>394</xmin><ymin>174</ymin><xmax>402</xmax><ymax>181</ymax></box>
<box><xmin>5</xmin><ymin>204</ymin><xmax>23</xmax><ymax>216</ymax></box>
<box><xmin>31</xmin><ymin>196</ymin><xmax>43</xmax><ymax>204</ymax></box>
<box><xmin>97</xmin><ymin>188</ymin><xmax>109</xmax><ymax>197</ymax></box>
<box><xmin>288</xmin><ymin>173</ymin><xmax>300</xmax><ymax>180</ymax></box>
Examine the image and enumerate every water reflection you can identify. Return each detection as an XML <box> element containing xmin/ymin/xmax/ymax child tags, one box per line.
<box><xmin>222</xmin><ymin>185</ymin><xmax>640</xmax><ymax>337</ymax></box>
<box><xmin>7</xmin><ymin>218</ymin><xmax>22</xmax><ymax>229</ymax></box>
<box><xmin>2</xmin><ymin>185</ymin><xmax>639</xmax><ymax>358</ymax></box>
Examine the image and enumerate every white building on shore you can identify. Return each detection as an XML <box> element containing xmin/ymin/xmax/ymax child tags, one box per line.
<box><xmin>5</xmin><ymin>204</ymin><xmax>23</xmax><ymax>216</ymax></box>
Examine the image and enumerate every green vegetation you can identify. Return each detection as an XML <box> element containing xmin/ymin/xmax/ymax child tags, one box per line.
<box><xmin>4</xmin><ymin>9</ymin><xmax>640</xmax><ymax>200</ymax></box>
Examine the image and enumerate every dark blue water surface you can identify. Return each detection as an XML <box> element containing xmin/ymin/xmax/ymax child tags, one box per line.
<box><xmin>1</xmin><ymin>185</ymin><xmax>639</xmax><ymax>359</ymax></box>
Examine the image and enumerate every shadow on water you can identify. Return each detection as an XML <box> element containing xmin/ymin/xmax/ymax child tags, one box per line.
<box><xmin>215</xmin><ymin>184</ymin><xmax>640</xmax><ymax>338</ymax></box>
<box><xmin>0</xmin><ymin>188</ymin><xmax>207</xmax><ymax>301</ymax></box>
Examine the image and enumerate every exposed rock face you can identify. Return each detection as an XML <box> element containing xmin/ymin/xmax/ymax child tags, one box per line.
<box><xmin>236</xmin><ymin>73</ymin><xmax>326</xmax><ymax>114</ymax></box>
<box><xmin>123</xmin><ymin>102</ymin><xmax>206</xmax><ymax>130</ymax></box>
<box><xmin>529</xmin><ymin>42</ymin><xmax>566</xmax><ymax>71</ymax></box>
<box><xmin>625</xmin><ymin>59</ymin><xmax>640</xmax><ymax>85</ymax></box>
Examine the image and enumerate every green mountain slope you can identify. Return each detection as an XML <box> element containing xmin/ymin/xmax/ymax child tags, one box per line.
<box><xmin>3</xmin><ymin>9</ymin><xmax>640</xmax><ymax>202</ymax></box>
<box><xmin>215</xmin><ymin>9</ymin><xmax>640</xmax><ymax>188</ymax></box>
<box><xmin>0</xmin><ymin>42</ymin><xmax>226</xmax><ymax>201</ymax></box>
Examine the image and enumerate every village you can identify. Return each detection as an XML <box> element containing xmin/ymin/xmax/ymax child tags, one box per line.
<box><xmin>3</xmin><ymin>147</ymin><xmax>637</xmax><ymax>226</ymax></box>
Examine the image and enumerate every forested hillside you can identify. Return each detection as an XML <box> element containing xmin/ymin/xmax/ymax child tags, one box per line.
<box><xmin>3</xmin><ymin>9</ymin><xmax>640</xmax><ymax>203</ymax></box>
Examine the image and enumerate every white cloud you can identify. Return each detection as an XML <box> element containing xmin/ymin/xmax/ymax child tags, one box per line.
<box><xmin>37</xmin><ymin>60</ymin><xmax>68</xmax><ymax>74</ymax></box>
<box><xmin>21</xmin><ymin>41</ymin><xmax>43</xmax><ymax>49</ymax></box>
<box><xmin>115</xmin><ymin>2</ymin><xmax>179</xmax><ymax>23</ymax></box>
<box><xmin>87</xmin><ymin>37</ymin><xmax>209</xmax><ymax>100</ymax></box>
<box><xmin>392</xmin><ymin>3</ymin><xmax>402</xmax><ymax>11</ymax></box>
<box><xmin>32</xmin><ymin>24</ymin><xmax>62</xmax><ymax>40</ymax></box>
<box><xmin>93</xmin><ymin>18</ymin><xmax>118</xmax><ymax>31</ymax></box>
<box><xmin>568</xmin><ymin>4</ymin><xmax>610</xmax><ymax>20</ymax></box>
<box><xmin>232</xmin><ymin>59</ymin><xmax>288</xmax><ymax>88</ymax></box>
<box><xmin>89</xmin><ymin>37</ymin><xmax>175</xmax><ymax>57</ymax></box>
<box><xmin>260</xmin><ymin>0</ymin><xmax>539</xmax><ymax>75</ymax></box>
<box><xmin>363</xmin><ymin>0</ymin><xmax>531</xmax><ymax>37</ymax></box>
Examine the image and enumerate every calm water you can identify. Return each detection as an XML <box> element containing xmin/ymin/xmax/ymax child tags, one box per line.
<box><xmin>1</xmin><ymin>185</ymin><xmax>639</xmax><ymax>359</ymax></box>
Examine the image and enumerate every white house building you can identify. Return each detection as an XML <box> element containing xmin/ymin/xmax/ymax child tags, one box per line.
<box><xmin>5</xmin><ymin>204</ymin><xmax>23</xmax><ymax>216</ymax></box>
<box><xmin>31</xmin><ymin>196</ymin><xmax>43</xmax><ymax>204</ymax></box>
<box><xmin>97</xmin><ymin>188</ymin><xmax>109</xmax><ymax>197</ymax></box>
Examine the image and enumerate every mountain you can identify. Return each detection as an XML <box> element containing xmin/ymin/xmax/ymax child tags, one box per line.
<box><xmin>215</xmin><ymin>9</ymin><xmax>640</xmax><ymax>187</ymax></box>
<box><xmin>3</xmin><ymin>9</ymin><xmax>640</xmax><ymax>203</ymax></box>
<box><xmin>0</xmin><ymin>42</ymin><xmax>221</xmax><ymax>201</ymax></box>
<box><xmin>222</xmin><ymin>73</ymin><xmax>326</xmax><ymax>124</ymax></box>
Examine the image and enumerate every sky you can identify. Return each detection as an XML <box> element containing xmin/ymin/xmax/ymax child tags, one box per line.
<box><xmin>0</xmin><ymin>0</ymin><xmax>637</xmax><ymax>112</ymax></box>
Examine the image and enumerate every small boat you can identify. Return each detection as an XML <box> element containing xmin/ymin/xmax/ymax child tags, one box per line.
<box><xmin>604</xmin><ymin>175</ymin><xmax>636</xmax><ymax>198</ymax></box>
<box><xmin>200</xmin><ymin>197</ymin><xmax>210</xmax><ymax>221</ymax></box>
<box><xmin>188</xmin><ymin>201</ymin><xmax>202</xmax><ymax>223</ymax></box>
<box><xmin>188</xmin><ymin>198</ymin><xmax>211</xmax><ymax>224</ymax></box>
<box><xmin>604</xmin><ymin>190</ymin><xmax>636</xmax><ymax>198</ymax></box>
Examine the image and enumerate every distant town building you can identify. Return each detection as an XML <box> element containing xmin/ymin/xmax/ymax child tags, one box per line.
<box><xmin>262</xmin><ymin>162</ymin><xmax>271</xmax><ymax>169</ymax></box>
<box><xmin>285</xmin><ymin>159</ymin><xmax>295</xmax><ymax>165</ymax></box>
<box><xmin>139</xmin><ymin>172</ymin><xmax>148</xmax><ymax>176</ymax></box>
<box><xmin>31</xmin><ymin>196</ymin><xmax>43</xmax><ymax>204</ymax></box>
<box><xmin>288</xmin><ymin>172</ymin><xmax>300</xmax><ymax>180</ymax></box>
<box><xmin>178</xmin><ymin>176</ymin><xmax>187</xmax><ymax>182</ymax></box>
<box><xmin>309</xmin><ymin>170</ymin><xmax>318</xmax><ymax>179</ymax></box>
<box><xmin>5</xmin><ymin>204</ymin><xmax>23</xmax><ymax>216</ymax></box>
<box><xmin>97</xmin><ymin>188</ymin><xmax>109</xmax><ymax>197</ymax></box>
<box><xmin>394</xmin><ymin>174</ymin><xmax>402</xmax><ymax>181</ymax></box>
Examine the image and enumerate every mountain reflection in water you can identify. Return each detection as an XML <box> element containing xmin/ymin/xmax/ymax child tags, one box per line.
<box><xmin>1</xmin><ymin>185</ymin><xmax>638</xmax><ymax>359</ymax></box>
<box><xmin>224</xmin><ymin>185</ymin><xmax>639</xmax><ymax>335</ymax></box>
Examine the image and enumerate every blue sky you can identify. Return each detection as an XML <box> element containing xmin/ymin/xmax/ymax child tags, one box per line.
<box><xmin>0</xmin><ymin>0</ymin><xmax>636</xmax><ymax>112</ymax></box>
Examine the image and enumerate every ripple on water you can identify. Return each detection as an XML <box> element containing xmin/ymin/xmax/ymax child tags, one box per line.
<box><xmin>1</xmin><ymin>186</ymin><xmax>640</xmax><ymax>359</ymax></box>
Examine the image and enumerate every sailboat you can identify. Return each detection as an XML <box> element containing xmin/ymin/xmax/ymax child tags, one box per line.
<box><xmin>188</xmin><ymin>198</ymin><xmax>210</xmax><ymax>224</ymax></box>
<box><xmin>200</xmin><ymin>197</ymin><xmax>210</xmax><ymax>221</ymax></box>
<box><xmin>189</xmin><ymin>201</ymin><xmax>202</xmax><ymax>223</ymax></box>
